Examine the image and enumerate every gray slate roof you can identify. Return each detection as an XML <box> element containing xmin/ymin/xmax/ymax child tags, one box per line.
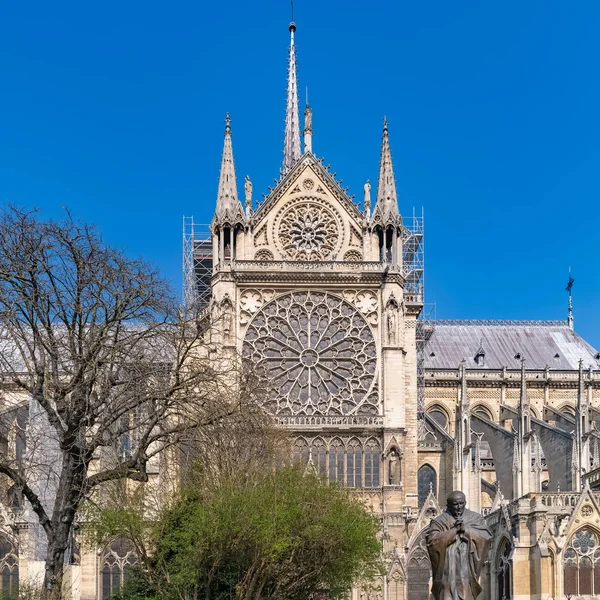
<box><xmin>424</xmin><ymin>321</ymin><xmax>600</xmax><ymax>370</ymax></box>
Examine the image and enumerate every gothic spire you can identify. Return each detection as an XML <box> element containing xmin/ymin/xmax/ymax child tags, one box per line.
<box><xmin>373</xmin><ymin>117</ymin><xmax>400</xmax><ymax>222</ymax></box>
<box><xmin>214</xmin><ymin>113</ymin><xmax>243</xmax><ymax>224</ymax></box>
<box><xmin>283</xmin><ymin>22</ymin><xmax>301</xmax><ymax>175</ymax></box>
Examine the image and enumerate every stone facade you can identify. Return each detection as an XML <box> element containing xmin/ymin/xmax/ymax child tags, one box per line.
<box><xmin>0</xmin><ymin>18</ymin><xmax>599</xmax><ymax>600</ymax></box>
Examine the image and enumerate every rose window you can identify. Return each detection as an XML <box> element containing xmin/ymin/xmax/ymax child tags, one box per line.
<box><xmin>243</xmin><ymin>291</ymin><xmax>378</xmax><ymax>416</ymax></box>
<box><xmin>277</xmin><ymin>203</ymin><xmax>339</xmax><ymax>260</ymax></box>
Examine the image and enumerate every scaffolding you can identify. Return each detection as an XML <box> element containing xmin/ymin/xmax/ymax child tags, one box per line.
<box><xmin>182</xmin><ymin>216</ymin><xmax>213</xmax><ymax>313</ymax></box>
<box><xmin>402</xmin><ymin>208</ymin><xmax>434</xmax><ymax>439</ymax></box>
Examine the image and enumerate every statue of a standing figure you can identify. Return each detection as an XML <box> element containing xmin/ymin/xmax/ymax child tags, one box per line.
<box><xmin>388</xmin><ymin>449</ymin><xmax>401</xmax><ymax>485</ymax></box>
<box><xmin>244</xmin><ymin>176</ymin><xmax>252</xmax><ymax>213</ymax></box>
<box><xmin>364</xmin><ymin>179</ymin><xmax>371</xmax><ymax>213</ymax></box>
<box><xmin>426</xmin><ymin>491</ymin><xmax>491</xmax><ymax>600</ymax></box>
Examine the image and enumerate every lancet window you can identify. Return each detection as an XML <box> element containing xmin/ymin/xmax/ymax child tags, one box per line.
<box><xmin>0</xmin><ymin>538</ymin><xmax>18</xmax><ymax>599</ymax></box>
<box><xmin>292</xmin><ymin>437</ymin><xmax>381</xmax><ymax>488</ymax></box>
<box><xmin>407</xmin><ymin>534</ymin><xmax>431</xmax><ymax>600</ymax></box>
<box><xmin>101</xmin><ymin>538</ymin><xmax>139</xmax><ymax>600</ymax></box>
<box><xmin>563</xmin><ymin>527</ymin><xmax>600</xmax><ymax>597</ymax></box>
<box><xmin>417</xmin><ymin>464</ymin><xmax>437</xmax><ymax>507</ymax></box>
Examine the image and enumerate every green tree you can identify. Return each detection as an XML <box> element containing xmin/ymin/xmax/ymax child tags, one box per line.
<box><xmin>130</xmin><ymin>467</ymin><xmax>382</xmax><ymax>600</ymax></box>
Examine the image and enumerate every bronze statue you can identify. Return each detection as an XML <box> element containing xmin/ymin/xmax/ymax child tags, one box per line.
<box><xmin>426</xmin><ymin>491</ymin><xmax>491</xmax><ymax>600</ymax></box>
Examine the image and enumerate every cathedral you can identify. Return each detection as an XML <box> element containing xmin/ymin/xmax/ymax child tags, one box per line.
<box><xmin>185</xmin><ymin>19</ymin><xmax>600</xmax><ymax>600</ymax></box>
<box><xmin>0</xmin><ymin>17</ymin><xmax>599</xmax><ymax>600</ymax></box>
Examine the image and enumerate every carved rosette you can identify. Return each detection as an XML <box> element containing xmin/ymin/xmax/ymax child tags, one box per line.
<box><xmin>275</xmin><ymin>199</ymin><xmax>342</xmax><ymax>260</ymax></box>
<box><xmin>242</xmin><ymin>291</ymin><xmax>379</xmax><ymax>416</ymax></box>
<box><xmin>239</xmin><ymin>289</ymin><xmax>275</xmax><ymax>325</ymax></box>
<box><xmin>343</xmin><ymin>289</ymin><xmax>378</xmax><ymax>325</ymax></box>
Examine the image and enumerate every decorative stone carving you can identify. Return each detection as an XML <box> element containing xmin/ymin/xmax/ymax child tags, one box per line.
<box><xmin>243</xmin><ymin>291</ymin><xmax>378</xmax><ymax>416</ymax></box>
<box><xmin>343</xmin><ymin>250</ymin><xmax>362</xmax><ymax>261</ymax></box>
<box><xmin>220</xmin><ymin>295</ymin><xmax>233</xmax><ymax>341</ymax></box>
<box><xmin>342</xmin><ymin>289</ymin><xmax>378</xmax><ymax>325</ymax></box>
<box><xmin>244</xmin><ymin>175</ymin><xmax>252</xmax><ymax>211</ymax></box>
<box><xmin>239</xmin><ymin>289</ymin><xmax>275</xmax><ymax>325</ymax></box>
<box><xmin>277</xmin><ymin>202</ymin><xmax>340</xmax><ymax>260</ymax></box>
<box><xmin>240</xmin><ymin>290</ymin><xmax>263</xmax><ymax>314</ymax></box>
<box><xmin>254</xmin><ymin>248</ymin><xmax>273</xmax><ymax>260</ymax></box>
<box><xmin>302</xmin><ymin>178</ymin><xmax>314</xmax><ymax>190</ymax></box>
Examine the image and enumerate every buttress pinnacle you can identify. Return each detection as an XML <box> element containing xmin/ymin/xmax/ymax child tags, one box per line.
<box><xmin>214</xmin><ymin>113</ymin><xmax>243</xmax><ymax>224</ymax></box>
<box><xmin>373</xmin><ymin>117</ymin><xmax>400</xmax><ymax>223</ymax></box>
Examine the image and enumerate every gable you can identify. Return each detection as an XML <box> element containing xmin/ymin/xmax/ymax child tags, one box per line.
<box><xmin>248</xmin><ymin>154</ymin><xmax>366</xmax><ymax>261</ymax></box>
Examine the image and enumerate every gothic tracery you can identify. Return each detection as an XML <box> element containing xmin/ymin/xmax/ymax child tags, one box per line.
<box><xmin>276</xmin><ymin>201</ymin><xmax>341</xmax><ymax>260</ymax></box>
<box><xmin>243</xmin><ymin>291</ymin><xmax>378</xmax><ymax>416</ymax></box>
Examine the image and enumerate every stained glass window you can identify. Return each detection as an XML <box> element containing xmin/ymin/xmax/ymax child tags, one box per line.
<box><xmin>563</xmin><ymin>527</ymin><xmax>600</xmax><ymax>597</ymax></box>
<box><xmin>101</xmin><ymin>539</ymin><xmax>138</xmax><ymax>600</ymax></box>
<box><xmin>243</xmin><ymin>292</ymin><xmax>378</xmax><ymax>416</ymax></box>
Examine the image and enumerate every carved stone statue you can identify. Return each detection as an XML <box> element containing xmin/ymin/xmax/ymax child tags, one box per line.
<box><xmin>244</xmin><ymin>175</ymin><xmax>252</xmax><ymax>211</ymax></box>
<box><xmin>304</xmin><ymin>105</ymin><xmax>312</xmax><ymax>132</ymax></box>
<box><xmin>426</xmin><ymin>491</ymin><xmax>491</xmax><ymax>600</ymax></box>
<box><xmin>388</xmin><ymin>449</ymin><xmax>401</xmax><ymax>485</ymax></box>
<box><xmin>364</xmin><ymin>179</ymin><xmax>371</xmax><ymax>211</ymax></box>
<box><xmin>386</xmin><ymin>303</ymin><xmax>397</xmax><ymax>345</ymax></box>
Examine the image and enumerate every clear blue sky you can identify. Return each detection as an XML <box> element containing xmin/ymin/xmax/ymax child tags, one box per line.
<box><xmin>1</xmin><ymin>1</ymin><xmax>599</xmax><ymax>348</ymax></box>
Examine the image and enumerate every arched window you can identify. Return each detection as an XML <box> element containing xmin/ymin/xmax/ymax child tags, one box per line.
<box><xmin>407</xmin><ymin>533</ymin><xmax>431</xmax><ymax>600</ymax></box>
<box><xmin>0</xmin><ymin>538</ymin><xmax>18</xmax><ymax>599</ymax></box>
<box><xmin>428</xmin><ymin>406</ymin><xmax>448</xmax><ymax>431</ymax></box>
<box><xmin>346</xmin><ymin>438</ymin><xmax>362</xmax><ymax>488</ymax></box>
<box><xmin>312</xmin><ymin>438</ymin><xmax>327</xmax><ymax>478</ymax></box>
<box><xmin>388</xmin><ymin>570</ymin><xmax>404</xmax><ymax>600</ymax></box>
<box><xmin>418</xmin><ymin>464</ymin><xmax>437</xmax><ymax>507</ymax></box>
<box><xmin>328</xmin><ymin>439</ymin><xmax>344</xmax><ymax>484</ymax></box>
<box><xmin>292</xmin><ymin>438</ymin><xmax>309</xmax><ymax>466</ymax></box>
<box><xmin>473</xmin><ymin>405</ymin><xmax>493</xmax><ymax>421</ymax></box>
<box><xmin>497</xmin><ymin>538</ymin><xmax>512</xmax><ymax>600</ymax></box>
<box><xmin>364</xmin><ymin>439</ymin><xmax>381</xmax><ymax>488</ymax></box>
<box><xmin>101</xmin><ymin>538</ymin><xmax>139</xmax><ymax>600</ymax></box>
<box><xmin>564</xmin><ymin>527</ymin><xmax>600</xmax><ymax>597</ymax></box>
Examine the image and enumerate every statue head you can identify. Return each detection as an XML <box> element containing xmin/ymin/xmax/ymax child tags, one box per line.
<box><xmin>446</xmin><ymin>491</ymin><xmax>466</xmax><ymax>518</ymax></box>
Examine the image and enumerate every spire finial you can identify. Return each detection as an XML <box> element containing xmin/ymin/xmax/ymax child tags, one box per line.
<box><xmin>566</xmin><ymin>268</ymin><xmax>575</xmax><ymax>330</ymax></box>
<box><xmin>372</xmin><ymin>117</ymin><xmax>400</xmax><ymax>223</ymax></box>
<box><xmin>283</xmin><ymin>20</ymin><xmax>301</xmax><ymax>175</ymax></box>
<box><xmin>214</xmin><ymin>113</ymin><xmax>243</xmax><ymax>225</ymax></box>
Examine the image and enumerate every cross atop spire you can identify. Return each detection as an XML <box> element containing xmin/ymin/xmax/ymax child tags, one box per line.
<box><xmin>283</xmin><ymin>21</ymin><xmax>301</xmax><ymax>175</ymax></box>
<box><xmin>214</xmin><ymin>113</ymin><xmax>243</xmax><ymax>225</ymax></box>
<box><xmin>373</xmin><ymin>117</ymin><xmax>400</xmax><ymax>224</ymax></box>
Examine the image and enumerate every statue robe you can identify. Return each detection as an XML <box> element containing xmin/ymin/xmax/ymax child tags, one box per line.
<box><xmin>426</xmin><ymin>508</ymin><xmax>491</xmax><ymax>600</ymax></box>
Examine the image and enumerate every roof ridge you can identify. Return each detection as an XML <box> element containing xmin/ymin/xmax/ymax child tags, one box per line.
<box><xmin>433</xmin><ymin>319</ymin><xmax>568</xmax><ymax>327</ymax></box>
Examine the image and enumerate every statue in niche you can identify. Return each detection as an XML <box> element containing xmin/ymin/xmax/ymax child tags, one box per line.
<box><xmin>388</xmin><ymin>448</ymin><xmax>401</xmax><ymax>485</ymax></box>
<box><xmin>386</xmin><ymin>299</ymin><xmax>397</xmax><ymax>345</ymax></box>
<box><xmin>426</xmin><ymin>491</ymin><xmax>491</xmax><ymax>600</ymax></box>
<box><xmin>244</xmin><ymin>175</ymin><xmax>252</xmax><ymax>211</ymax></box>
<box><xmin>221</xmin><ymin>296</ymin><xmax>233</xmax><ymax>339</ymax></box>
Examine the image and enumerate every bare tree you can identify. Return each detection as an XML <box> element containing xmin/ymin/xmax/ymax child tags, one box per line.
<box><xmin>0</xmin><ymin>207</ymin><xmax>236</xmax><ymax>598</ymax></box>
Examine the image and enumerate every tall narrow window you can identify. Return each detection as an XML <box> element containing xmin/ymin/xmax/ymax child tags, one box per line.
<box><xmin>364</xmin><ymin>439</ymin><xmax>380</xmax><ymax>488</ymax></box>
<box><xmin>346</xmin><ymin>439</ymin><xmax>362</xmax><ymax>488</ymax></box>
<box><xmin>292</xmin><ymin>438</ymin><xmax>309</xmax><ymax>466</ymax></box>
<box><xmin>418</xmin><ymin>465</ymin><xmax>437</xmax><ymax>507</ymax></box>
<box><xmin>101</xmin><ymin>538</ymin><xmax>138</xmax><ymax>600</ymax></box>
<box><xmin>0</xmin><ymin>538</ymin><xmax>18</xmax><ymax>599</ymax></box>
<box><xmin>329</xmin><ymin>439</ymin><xmax>344</xmax><ymax>484</ymax></box>
<box><xmin>312</xmin><ymin>438</ymin><xmax>327</xmax><ymax>478</ymax></box>
<box><xmin>497</xmin><ymin>539</ymin><xmax>512</xmax><ymax>600</ymax></box>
